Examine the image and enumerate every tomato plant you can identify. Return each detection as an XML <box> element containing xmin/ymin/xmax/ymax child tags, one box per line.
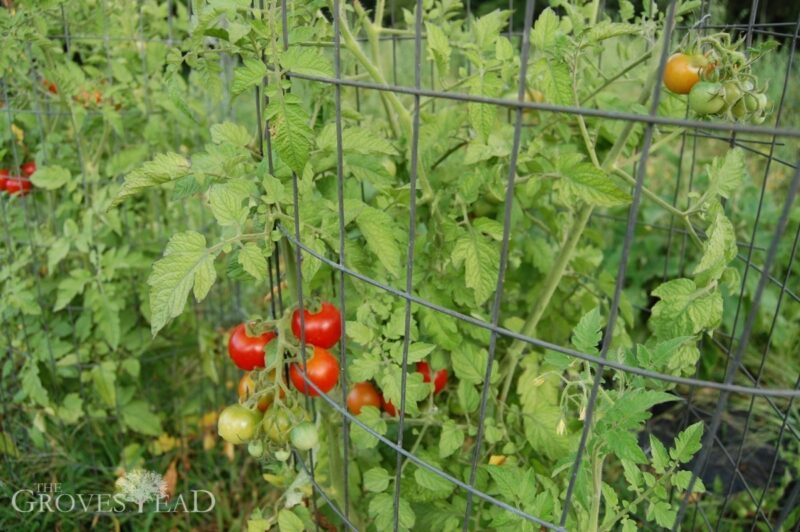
<box><xmin>291</xmin><ymin>301</ymin><xmax>342</xmax><ymax>348</ymax></box>
<box><xmin>228</xmin><ymin>323</ymin><xmax>277</xmax><ymax>371</ymax></box>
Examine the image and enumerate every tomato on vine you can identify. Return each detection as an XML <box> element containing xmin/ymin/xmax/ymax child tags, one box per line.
<box><xmin>381</xmin><ymin>394</ymin><xmax>398</xmax><ymax>417</ymax></box>
<box><xmin>347</xmin><ymin>381</ymin><xmax>381</xmax><ymax>415</ymax></box>
<box><xmin>228</xmin><ymin>323</ymin><xmax>276</xmax><ymax>371</ymax></box>
<box><xmin>663</xmin><ymin>53</ymin><xmax>711</xmax><ymax>94</ymax></box>
<box><xmin>688</xmin><ymin>81</ymin><xmax>726</xmax><ymax>115</ymax></box>
<box><xmin>263</xmin><ymin>408</ymin><xmax>292</xmax><ymax>443</ymax></box>
<box><xmin>0</xmin><ymin>169</ymin><xmax>8</xmax><ymax>191</ymax></box>
<box><xmin>218</xmin><ymin>404</ymin><xmax>261</xmax><ymax>444</ymax></box>
<box><xmin>289</xmin><ymin>346</ymin><xmax>340</xmax><ymax>396</ymax></box>
<box><xmin>20</xmin><ymin>161</ymin><xmax>36</xmax><ymax>178</ymax></box>
<box><xmin>238</xmin><ymin>371</ymin><xmax>283</xmax><ymax>412</ymax></box>
<box><xmin>290</xmin><ymin>422</ymin><xmax>318</xmax><ymax>450</ymax></box>
<box><xmin>416</xmin><ymin>361</ymin><xmax>448</xmax><ymax>395</ymax></box>
<box><xmin>5</xmin><ymin>178</ymin><xmax>31</xmax><ymax>196</ymax></box>
<box><xmin>291</xmin><ymin>301</ymin><xmax>341</xmax><ymax>349</ymax></box>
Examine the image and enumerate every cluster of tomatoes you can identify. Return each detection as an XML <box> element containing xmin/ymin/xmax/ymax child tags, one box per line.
<box><xmin>664</xmin><ymin>49</ymin><xmax>770</xmax><ymax>123</ymax></box>
<box><xmin>0</xmin><ymin>161</ymin><xmax>35</xmax><ymax>196</ymax></box>
<box><xmin>217</xmin><ymin>301</ymin><xmax>450</xmax><ymax>457</ymax></box>
<box><xmin>41</xmin><ymin>78</ymin><xmax>118</xmax><ymax>110</ymax></box>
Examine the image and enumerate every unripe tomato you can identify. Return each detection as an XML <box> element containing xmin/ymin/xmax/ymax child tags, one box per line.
<box><xmin>228</xmin><ymin>323</ymin><xmax>276</xmax><ymax>371</ymax></box>
<box><xmin>290</xmin><ymin>422</ymin><xmax>318</xmax><ymax>450</ymax></box>
<box><xmin>688</xmin><ymin>82</ymin><xmax>725</xmax><ymax>115</ymax></box>
<box><xmin>289</xmin><ymin>346</ymin><xmax>340</xmax><ymax>396</ymax></box>
<box><xmin>346</xmin><ymin>382</ymin><xmax>382</xmax><ymax>415</ymax></box>
<box><xmin>722</xmin><ymin>82</ymin><xmax>742</xmax><ymax>106</ymax></box>
<box><xmin>263</xmin><ymin>409</ymin><xmax>292</xmax><ymax>443</ymax></box>
<box><xmin>0</xmin><ymin>169</ymin><xmax>8</xmax><ymax>191</ymax></box>
<box><xmin>743</xmin><ymin>93</ymin><xmax>759</xmax><ymax>113</ymax></box>
<box><xmin>755</xmin><ymin>93</ymin><xmax>768</xmax><ymax>112</ymax></box>
<box><xmin>663</xmin><ymin>53</ymin><xmax>709</xmax><ymax>95</ymax></box>
<box><xmin>247</xmin><ymin>439</ymin><xmax>264</xmax><ymax>458</ymax></box>
<box><xmin>218</xmin><ymin>404</ymin><xmax>261</xmax><ymax>444</ymax></box>
<box><xmin>291</xmin><ymin>302</ymin><xmax>342</xmax><ymax>348</ymax></box>
<box><xmin>5</xmin><ymin>178</ymin><xmax>32</xmax><ymax>196</ymax></box>
<box><xmin>731</xmin><ymin>98</ymin><xmax>748</xmax><ymax>119</ymax></box>
<box><xmin>20</xmin><ymin>161</ymin><xmax>36</xmax><ymax>178</ymax></box>
<box><xmin>416</xmin><ymin>361</ymin><xmax>448</xmax><ymax>395</ymax></box>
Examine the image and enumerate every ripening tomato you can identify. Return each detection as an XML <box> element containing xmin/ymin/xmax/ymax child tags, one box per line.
<box><xmin>238</xmin><ymin>372</ymin><xmax>283</xmax><ymax>412</ymax></box>
<box><xmin>0</xmin><ymin>169</ymin><xmax>8</xmax><ymax>191</ymax></box>
<box><xmin>416</xmin><ymin>361</ymin><xmax>448</xmax><ymax>395</ymax></box>
<box><xmin>228</xmin><ymin>323</ymin><xmax>276</xmax><ymax>371</ymax></box>
<box><xmin>290</xmin><ymin>422</ymin><xmax>318</xmax><ymax>450</ymax></box>
<box><xmin>218</xmin><ymin>404</ymin><xmax>261</xmax><ymax>444</ymax></box>
<box><xmin>291</xmin><ymin>302</ymin><xmax>341</xmax><ymax>348</ymax></box>
<box><xmin>381</xmin><ymin>394</ymin><xmax>398</xmax><ymax>417</ymax></box>
<box><xmin>42</xmin><ymin>79</ymin><xmax>58</xmax><ymax>94</ymax></box>
<box><xmin>663</xmin><ymin>53</ymin><xmax>709</xmax><ymax>95</ymax></box>
<box><xmin>5</xmin><ymin>178</ymin><xmax>32</xmax><ymax>196</ymax></box>
<box><xmin>347</xmin><ymin>382</ymin><xmax>382</xmax><ymax>415</ymax></box>
<box><xmin>688</xmin><ymin>81</ymin><xmax>726</xmax><ymax>115</ymax></box>
<box><xmin>289</xmin><ymin>346</ymin><xmax>340</xmax><ymax>396</ymax></box>
<box><xmin>21</xmin><ymin>161</ymin><xmax>36</xmax><ymax>178</ymax></box>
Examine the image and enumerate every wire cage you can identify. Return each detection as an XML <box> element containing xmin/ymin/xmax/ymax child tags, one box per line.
<box><xmin>1</xmin><ymin>0</ymin><xmax>800</xmax><ymax>530</ymax></box>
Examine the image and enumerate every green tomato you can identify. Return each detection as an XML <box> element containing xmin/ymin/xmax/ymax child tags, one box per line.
<box><xmin>290</xmin><ymin>422</ymin><xmax>319</xmax><ymax>451</ymax></box>
<box><xmin>688</xmin><ymin>82</ymin><xmax>726</xmax><ymax>115</ymax></box>
<box><xmin>731</xmin><ymin>98</ymin><xmax>748</xmax><ymax>119</ymax></box>
<box><xmin>263</xmin><ymin>409</ymin><xmax>292</xmax><ymax>443</ymax></box>
<box><xmin>247</xmin><ymin>439</ymin><xmax>265</xmax><ymax>458</ymax></box>
<box><xmin>755</xmin><ymin>93</ymin><xmax>768</xmax><ymax>112</ymax></box>
<box><xmin>218</xmin><ymin>404</ymin><xmax>261</xmax><ymax>444</ymax></box>
<box><xmin>743</xmin><ymin>93</ymin><xmax>759</xmax><ymax>113</ymax></box>
<box><xmin>722</xmin><ymin>81</ymin><xmax>742</xmax><ymax>106</ymax></box>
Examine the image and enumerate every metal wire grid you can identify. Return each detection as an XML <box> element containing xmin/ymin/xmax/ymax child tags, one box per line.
<box><xmin>0</xmin><ymin>0</ymin><xmax>798</xmax><ymax>530</ymax></box>
<box><xmin>263</xmin><ymin>0</ymin><xmax>800</xmax><ymax>530</ymax></box>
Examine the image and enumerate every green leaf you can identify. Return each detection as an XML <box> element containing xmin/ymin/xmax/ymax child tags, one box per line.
<box><xmin>649</xmin><ymin>435</ymin><xmax>669</xmax><ymax>473</ymax></box>
<box><xmin>473</xmin><ymin>10</ymin><xmax>510</xmax><ymax>51</ymax></box>
<box><xmin>30</xmin><ymin>165</ymin><xmax>70</xmax><ymax>189</ymax></box>
<box><xmin>266</xmin><ymin>93</ymin><xmax>313</xmax><ymax>175</ymax></box>
<box><xmin>57</xmin><ymin>393</ymin><xmax>83</xmax><ymax>424</ymax></box>
<box><xmin>21</xmin><ymin>363</ymin><xmax>49</xmax><ymax>407</ymax></box>
<box><xmin>363</xmin><ymin>467</ymin><xmax>391</xmax><ymax>493</ymax></box>
<box><xmin>451</xmin><ymin>230</ymin><xmax>499</xmax><ymax>306</ymax></box>
<box><xmin>238</xmin><ymin>243</ymin><xmax>268</xmax><ymax>281</ymax></box>
<box><xmin>472</xmin><ymin>217</ymin><xmax>504</xmax><ymax>241</ymax></box>
<box><xmin>531</xmin><ymin>8</ymin><xmax>559</xmax><ymax>50</ymax></box>
<box><xmin>112</xmin><ymin>152</ymin><xmax>191</xmax><ymax>207</ymax></box>
<box><xmin>210</xmin><ymin>121</ymin><xmax>252</xmax><ymax>146</ymax></box>
<box><xmin>369</xmin><ymin>493</ymin><xmax>415</xmax><ymax>531</ymax></box>
<box><xmin>209</xmin><ymin>180</ymin><xmax>251</xmax><ymax>227</ymax></box>
<box><xmin>379</xmin><ymin>367</ymin><xmax>428</xmax><ymax>416</ymax></box>
<box><xmin>530</xmin><ymin>57</ymin><xmax>572</xmax><ymax>106</ymax></box>
<box><xmin>414</xmin><ymin>467</ymin><xmax>454</xmax><ymax>494</ymax></box>
<box><xmin>232</xmin><ymin>58</ymin><xmax>267</xmax><ymax>96</ymax></box>
<box><xmin>91</xmin><ymin>363</ymin><xmax>117</xmax><ymax>408</ymax></box>
<box><xmin>707</xmin><ymin>148</ymin><xmax>746</xmax><ymax>199</ymax></box>
<box><xmin>121</xmin><ymin>400</ymin><xmax>163</xmax><ymax>436</ymax></box>
<box><xmin>425</xmin><ymin>22</ymin><xmax>451</xmax><ymax>72</ymax></box>
<box><xmin>605</xmin><ymin>429</ymin><xmax>647</xmax><ymax>463</ymax></box>
<box><xmin>0</xmin><ymin>432</ymin><xmax>19</xmax><ymax>458</ymax></box>
<box><xmin>670</xmin><ymin>421</ymin><xmax>703</xmax><ymax>463</ymax></box>
<box><xmin>47</xmin><ymin>238</ymin><xmax>70</xmax><ymax>274</ymax></box>
<box><xmin>357</xmin><ymin>206</ymin><xmax>402</xmax><ymax>278</ymax></box>
<box><xmin>648</xmin><ymin>500</ymin><xmax>676</xmax><ymax>528</ymax></box>
<box><xmin>346</xmin><ymin>321</ymin><xmax>374</xmax><ymax>345</ymax></box>
<box><xmin>693</xmin><ymin>213</ymin><xmax>737</xmax><ymax>284</ymax></box>
<box><xmin>351</xmin><ymin>406</ymin><xmax>387</xmax><ymax>450</ymax></box>
<box><xmin>556</xmin><ymin>163</ymin><xmax>631</xmax><ymax>207</ymax></box>
<box><xmin>277</xmin><ymin>509</ymin><xmax>305</xmax><ymax>532</ymax></box>
<box><xmin>649</xmin><ymin>279</ymin><xmax>723</xmax><ymax>339</ymax></box>
<box><xmin>280</xmin><ymin>46</ymin><xmax>333</xmax><ymax>77</ymax></box>
<box><xmin>54</xmin><ymin>269</ymin><xmax>92</xmax><ymax>311</ymax></box>
<box><xmin>599</xmin><ymin>390</ymin><xmax>676</xmax><ymax>432</ymax></box>
<box><xmin>452</xmin><ymin>346</ymin><xmax>495</xmax><ymax>385</ymax></box>
<box><xmin>439</xmin><ymin>419</ymin><xmax>465</xmax><ymax>458</ymax></box>
<box><xmin>571</xmin><ymin>307</ymin><xmax>604</xmax><ymax>355</ymax></box>
<box><xmin>495</xmin><ymin>36</ymin><xmax>514</xmax><ymax>61</ymax></box>
<box><xmin>349</xmin><ymin>351</ymin><xmax>382</xmax><ymax>382</ymax></box>
<box><xmin>468</xmin><ymin>73</ymin><xmax>502</xmax><ymax>143</ymax></box>
<box><xmin>148</xmin><ymin>231</ymin><xmax>218</xmax><ymax>335</ymax></box>
<box><xmin>673</xmin><ymin>471</ymin><xmax>705</xmax><ymax>492</ymax></box>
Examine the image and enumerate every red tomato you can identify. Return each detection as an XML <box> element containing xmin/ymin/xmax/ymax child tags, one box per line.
<box><xmin>0</xmin><ymin>169</ymin><xmax>8</xmax><ymax>191</ymax></box>
<box><xmin>289</xmin><ymin>346</ymin><xmax>340</xmax><ymax>396</ymax></box>
<box><xmin>416</xmin><ymin>361</ymin><xmax>448</xmax><ymax>395</ymax></box>
<box><xmin>291</xmin><ymin>302</ymin><xmax>342</xmax><ymax>349</ymax></box>
<box><xmin>42</xmin><ymin>79</ymin><xmax>58</xmax><ymax>94</ymax></box>
<box><xmin>5</xmin><ymin>178</ymin><xmax>31</xmax><ymax>196</ymax></box>
<box><xmin>227</xmin><ymin>323</ymin><xmax>276</xmax><ymax>371</ymax></box>
<box><xmin>381</xmin><ymin>394</ymin><xmax>398</xmax><ymax>417</ymax></box>
<box><xmin>346</xmin><ymin>382</ymin><xmax>382</xmax><ymax>415</ymax></box>
<box><xmin>21</xmin><ymin>161</ymin><xmax>36</xmax><ymax>178</ymax></box>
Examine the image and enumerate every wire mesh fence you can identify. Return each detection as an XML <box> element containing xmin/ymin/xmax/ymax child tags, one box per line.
<box><xmin>1</xmin><ymin>0</ymin><xmax>799</xmax><ymax>530</ymax></box>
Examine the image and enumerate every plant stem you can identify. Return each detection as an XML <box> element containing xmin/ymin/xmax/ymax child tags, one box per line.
<box><xmin>588</xmin><ymin>449</ymin><xmax>605</xmax><ymax>532</ymax></box>
<box><xmin>323</xmin><ymin>414</ymin><xmax>346</xmax><ymax>512</ymax></box>
<box><xmin>611</xmin><ymin>167</ymin><xmax>685</xmax><ymax>217</ymax></box>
